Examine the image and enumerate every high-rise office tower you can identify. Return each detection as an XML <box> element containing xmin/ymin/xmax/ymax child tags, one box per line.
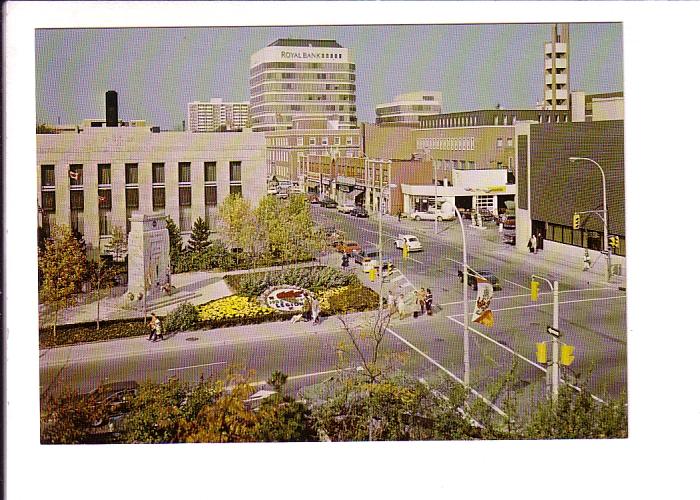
<box><xmin>543</xmin><ymin>24</ymin><xmax>570</xmax><ymax>111</ymax></box>
<box><xmin>187</xmin><ymin>99</ymin><xmax>249</xmax><ymax>132</ymax></box>
<box><xmin>249</xmin><ymin>39</ymin><xmax>357</xmax><ymax>132</ymax></box>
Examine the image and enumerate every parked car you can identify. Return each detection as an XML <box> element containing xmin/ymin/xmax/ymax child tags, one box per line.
<box><xmin>81</xmin><ymin>380</ymin><xmax>139</xmax><ymax>427</ymax></box>
<box><xmin>308</xmin><ymin>194</ymin><xmax>320</xmax><ymax>204</ymax></box>
<box><xmin>350</xmin><ymin>206</ymin><xmax>369</xmax><ymax>218</ymax></box>
<box><xmin>354</xmin><ymin>247</ymin><xmax>393</xmax><ymax>272</ymax></box>
<box><xmin>394</xmin><ymin>234</ymin><xmax>423</xmax><ymax>252</ymax></box>
<box><xmin>457</xmin><ymin>269</ymin><xmax>502</xmax><ymax>291</ymax></box>
<box><xmin>320</xmin><ymin>198</ymin><xmax>338</xmax><ymax>208</ymax></box>
<box><xmin>501</xmin><ymin>215</ymin><xmax>516</xmax><ymax>230</ymax></box>
<box><xmin>337</xmin><ymin>203</ymin><xmax>356</xmax><ymax>214</ymax></box>
<box><xmin>409</xmin><ymin>208</ymin><xmax>455</xmax><ymax>222</ymax></box>
<box><xmin>478</xmin><ymin>209</ymin><xmax>495</xmax><ymax>222</ymax></box>
<box><xmin>502</xmin><ymin>232</ymin><xmax>516</xmax><ymax>245</ymax></box>
<box><xmin>336</xmin><ymin>240</ymin><xmax>361</xmax><ymax>254</ymax></box>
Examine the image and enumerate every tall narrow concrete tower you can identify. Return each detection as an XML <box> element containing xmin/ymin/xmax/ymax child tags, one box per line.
<box><xmin>543</xmin><ymin>24</ymin><xmax>570</xmax><ymax>111</ymax></box>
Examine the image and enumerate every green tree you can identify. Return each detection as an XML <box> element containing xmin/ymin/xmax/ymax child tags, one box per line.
<box><xmin>165</xmin><ymin>216</ymin><xmax>183</xmax><ymax>263</ymax></box>
<box><xmin>39</xmin><ymin>225</ymin><xmax>88</xmax><ymax>340</ymax></box>
<box><xmin>105</xmin><ymin>225</ymin><xmax>128</xmax><ymax>262</ymax></box>
<box><xmin>86</xmin><ymin>257</ymin><xmax>118</xmax><ymax>331</ymax></box>
<box><xmin>267</xmin><ymin>370</ymin><xmax>289</xmax><ymax>394</ymax></box>
<box><xmin>187</xmin><ymin>217</ymin><xmax>211</xmax><ymax>253</ymax></box>
<box><xmin>219</xmin><ymin>193</ymin><xmax>256</xmax><ymax>255</ymax></box>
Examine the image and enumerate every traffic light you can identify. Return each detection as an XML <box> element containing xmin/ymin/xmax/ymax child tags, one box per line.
<box><xmin>536</xmin><ymin>342</ymin><xmax>547</xmax><ymax>364</ymax></box>
<box><xmin>402</xmin><ymin>242</ymin><xmax>409</xmax><ymax>259</ymax></box>
<box><xmin>369</xmin><ymin>267</ymin><xmax>377</xmax><ymax>282</ymax></box>
<box><xmin>573</xmin><ymin>213</ymin><xmax>581</xmax><ymax>230</ymax></box>
<box><xmin>560</xmin><ymin>344</ymin><xmax>575</xmax><ymax>366</ymax></box>
<box><xmin>530</xmin><ymin>280</ymin><xmax>539</xmax><ymax>301</ymax></box>
<box><xmin>608</xmin><ymin>235</ymin><xmax>620</xmax><ymax>248</ymax></box>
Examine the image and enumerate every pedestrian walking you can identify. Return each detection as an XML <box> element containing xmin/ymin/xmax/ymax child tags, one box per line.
<box><xmin>397</xmin><ymin>293</ymin><xmax>407</xmax><ymax>320</ymax></box>
<box><xmin>397</xmin><ymin>211</ymin><xmax>402</xmax><ymax>222</ymax></box>
<box><xmin>536</xmin><ymin>232</ymin><xmax>544</xmax><ymax>252</ymax></box>
<box><xmin>530</xmin><ymin>234</ymin><xmax>538</xmax><ymax>254</ymax></box>
<box><xmin>311</xmin><ymin>295</ymin><xmax>321</xmax><ymax>325</ymax></box>
<box><xmin>425</xmin><ymin>288</ymin><xmax>434</xmax><ymax>316</ymax></box>
<box><xmin>341</xmin><ymin>252</ymin><xmax>349</xmax><ymax>268</ymax></box>
<box><xmin>148</xmin><ymin>312</ymin><xmax>162</xmax><ymax>342</ymax></box>
<box><xmin>386</xmin><ymin>290</ymin><xmax>397</xmax><ymax>316</ymax></box>
<box><xmin>415</xmin><ymin>288</ymin><xmax>427</xmax><ymax>315</ymax></box>
<box><xmin>302</xmin><ymin>294</ymin><xmax>312</xmax><ymax>322</ymax></box>
<box><xmin>583</xmin><ymin>249</ymin><xmax>591</xmax><ymax>271</ymax></box>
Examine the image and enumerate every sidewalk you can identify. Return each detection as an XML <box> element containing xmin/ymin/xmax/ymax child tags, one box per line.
<box><xmin>39</xmin><ymin>309</ymin><xmax>383</xmax><ymax>366</ymax></box>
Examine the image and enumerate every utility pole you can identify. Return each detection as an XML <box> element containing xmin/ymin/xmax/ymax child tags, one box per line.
<box><xmin>454</xmin><ymin>205</ymin><xmax>470</xmax><ymax>387</ymax></box>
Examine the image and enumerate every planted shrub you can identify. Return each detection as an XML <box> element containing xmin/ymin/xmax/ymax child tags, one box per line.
<box><xmin>228</xmin><ymin>266</ymin><xmax>358</xmax><ymax>297</ymax></box>
<box><xmin>163</xmin><ymin>302</ymin><xmax>200</xmax><ymax>333</ymax></box>
<box><xmin>325</xmin><ymin>284</ymin><xmax>379</xmax><ymax>315</ymax></box>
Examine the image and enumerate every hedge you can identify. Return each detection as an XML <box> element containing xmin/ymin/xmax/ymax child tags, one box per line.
<box><xmin>40</xmin><ymin>318</ymin><xmax>148</xmax><ymax>349</ymax></box>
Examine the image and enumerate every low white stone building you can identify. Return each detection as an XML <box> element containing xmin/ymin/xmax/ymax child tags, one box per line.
<box><xmin>37</xmin><ymin>127</ymin><xmax>266</xmax><ymax>256</ymax></box>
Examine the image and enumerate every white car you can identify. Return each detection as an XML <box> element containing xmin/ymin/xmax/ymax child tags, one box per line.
<box><xmin>394</xmin><ymin>234</ymin><xmax>423</xmax><ymax>252</ymax></box>
<box><xmin>409</xmin><ymin>209</ymin><xmax>455</xmax><ymax>222</ymax></box>
<box><xmin>337</xmin><ymin>203</ymin><xmax>355</xmax><ymax>214</ymax></box>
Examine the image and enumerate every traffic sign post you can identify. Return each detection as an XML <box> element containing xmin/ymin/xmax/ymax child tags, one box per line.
<box><xmin>532</xmin><ymin>275</ymin><xmax>561</xmax><ymax>402</ymax></box>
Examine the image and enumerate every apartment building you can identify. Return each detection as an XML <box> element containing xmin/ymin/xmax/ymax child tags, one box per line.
<box><xmin>250</xmin><ymin>39</ymin><xmax>357</xmax><ymax>132</ymax></box>
<box><xmin>375</xmin><ymin>91</ymin><xmax>442</xmax><ymax>127</ymax></box>
<box><xmin>37</xmin><ymin>127</ymin><xmax>266</xmax><ymax>254</ymax></box>
<box><xmin>187</xmin><ymin>99</ymin><xmax>250</xmax><ymax>132</ymax></box>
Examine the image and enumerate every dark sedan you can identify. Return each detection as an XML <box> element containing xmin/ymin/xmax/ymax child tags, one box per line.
<box><xmin>320</xmin><ymin>198</ymin><xmax>338</xmax><ymax>208</ymax></box>
<box><xmin>457</xmin><ymin>269</ymin><xmax>502</xmax><ymax>291</ymax></box>
<box><xmin>350</xmin><ymin>206</ymin><xmax>369</xmax><ymax>218</ymax></box>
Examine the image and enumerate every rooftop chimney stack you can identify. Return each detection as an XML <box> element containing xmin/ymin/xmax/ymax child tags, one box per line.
<box><xmin>106</xmin><ymin>90</ymin><xmax>118</xmax><ymax>127</ymax></box>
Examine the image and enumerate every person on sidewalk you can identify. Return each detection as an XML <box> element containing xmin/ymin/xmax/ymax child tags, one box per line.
<box><xmin>148</xmin><ymin>313</ymin><xmax>161</xmax><ymax>342</ymax></box>
<box><xmin>302</xmin><ymin>294</ymin><xmax>312</xmax><ymax>322</ymax></box>
<box><xmin>530</xmin><ymin>234</ymin><xmax>538</xmax><ymax>254</ymax></box>
<box><xmin>386</xmin><ymin>290</ymin><xmax>397</xmax><ymax>317</ymax></box>
<box><xmin>397</xmin><ymin>293</ymin><xmax>407</xmax><ymax>320</ymax></box>
<box><xmin>583</xmin><ymin>249</ymin><xmax>591</xmax><ymax>271</ymax></box>
<box><xmin>415</xmin><ymin>288</ymin><xmax>426</xmax><ymax>315</ymax></box>
<box><xmin>537</xmin><ymin>232</ymin><xmax>544</xmax><ymax>252</ymax></box>
<box><xmin>425</xmin><ymin>288</ymin><xmax>434</xmax><ymax>316</ymax></box>
<box><xmin>311</xmin><ymin>295</ymin><xmax>321</xmax><ymax>325</ymax></box>
<box><xmin>341</xmin><ymin>252</ymin><xmax>349</xmax><ymax>268</ymax></box>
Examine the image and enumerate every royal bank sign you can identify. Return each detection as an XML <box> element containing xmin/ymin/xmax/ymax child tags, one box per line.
<box><xmin>281</xmin><ymin>50</ymin><xmax>338</xmax><ymax>60</ymax></box>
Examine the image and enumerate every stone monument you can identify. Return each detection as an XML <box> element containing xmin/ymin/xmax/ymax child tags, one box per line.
<box><xmin>126</xmin><ymin>213</ymin><xmax>170</xmax><ymax>303</ymax></box>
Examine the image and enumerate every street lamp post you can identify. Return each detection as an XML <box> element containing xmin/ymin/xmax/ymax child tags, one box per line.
<box><xmin>376</xmin><ymin>160</ymin><xmax>396</xmax><ymax>312</ymax></box>
<box><xmin>452</xmin><ymin>205</ymin><xmax>470</xmax><ymax>387</ymax></box>
<box><xmin>569</xmin><ymin>157</ymin><xmax>610</xmax><ymax>282</ymax></box>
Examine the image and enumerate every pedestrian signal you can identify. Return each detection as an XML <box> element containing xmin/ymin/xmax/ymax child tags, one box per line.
<box><xmin>609</xmin><ymin>235</ymin><xmax>620</xmax><ymax>248</ymax></box>
<box><xmin>369</xmin><ymin>267</ymin><xmax>377</xmax><ymax>282</ymax></box>
<box><xmin>530</xmin><ymin>280</ymin><xmax>539</xmax><ymax>301</ymax></box>
<box><xmin>536</xmin><ymin>342</ymin><xmax>547</xmax><ymax>364</ymax></box>
<box><xmin>573</xmin><ymin>213</ymin><xmax>581</xmax><ymax>230</ymax></box>
<box><xmin>560</xmin><ymin>344</ymin><xmax>575</xmax><ymax>366</ymax></box>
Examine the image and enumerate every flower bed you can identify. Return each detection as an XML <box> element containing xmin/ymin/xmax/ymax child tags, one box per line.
<box><xmin>199</xmin><ymin>296</ymin><xmax>277</xmax><ymax>322</ymax></box>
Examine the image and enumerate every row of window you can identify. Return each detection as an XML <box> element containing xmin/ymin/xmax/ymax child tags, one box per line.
<box><xmin>250</xmin><ymin>93</ymin><xmax>355</xmax><ymax>105</ymax></box>
<box><xmin>41</xmin><ymin>161</ymin><xmax>242</xmax><ymax>188</ymax></box>
<box><xmin>250</xmin><ymin>61</ymin><xmax>355</xmax><ymax>75</ymax></box>
<box><xmin>41</xmin><ymin>181</ymin><xmax>243</xmax><ymax>236</ymax></box>
<box><xmin>250</xmin><ymin>103</ymin><xmax>357</xmax><ymax>115</ymax></box>
<box><xmin>375</xmin><ymin>104</ymin><xmax>441</xmax><ymax>116</ymax></box>
<box><xmin>254</xmin><ymin>82</ymin><xmax>356</xmax><ymax>93</ymax></box>
<box><xmin>250</xmin><ymin>72</ymin><xmax>356</xmax><ymax>86</ymax></box>
<box><xmin>543</xmin><ymin>221</ymin><xmax>625</xmax><ymax>256</ymax></box>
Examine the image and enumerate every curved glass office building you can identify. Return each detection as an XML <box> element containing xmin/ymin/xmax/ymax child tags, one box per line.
<box><xmin>249</xmin><ymin>39</ymin><xmax>357</xmax><ymax>132</ymax></box>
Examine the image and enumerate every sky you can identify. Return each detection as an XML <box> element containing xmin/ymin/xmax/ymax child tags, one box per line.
<box><xmin>35</xmin><ymin>23</ymin><xmax>622</xmax><ymax>130</ymax></box>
